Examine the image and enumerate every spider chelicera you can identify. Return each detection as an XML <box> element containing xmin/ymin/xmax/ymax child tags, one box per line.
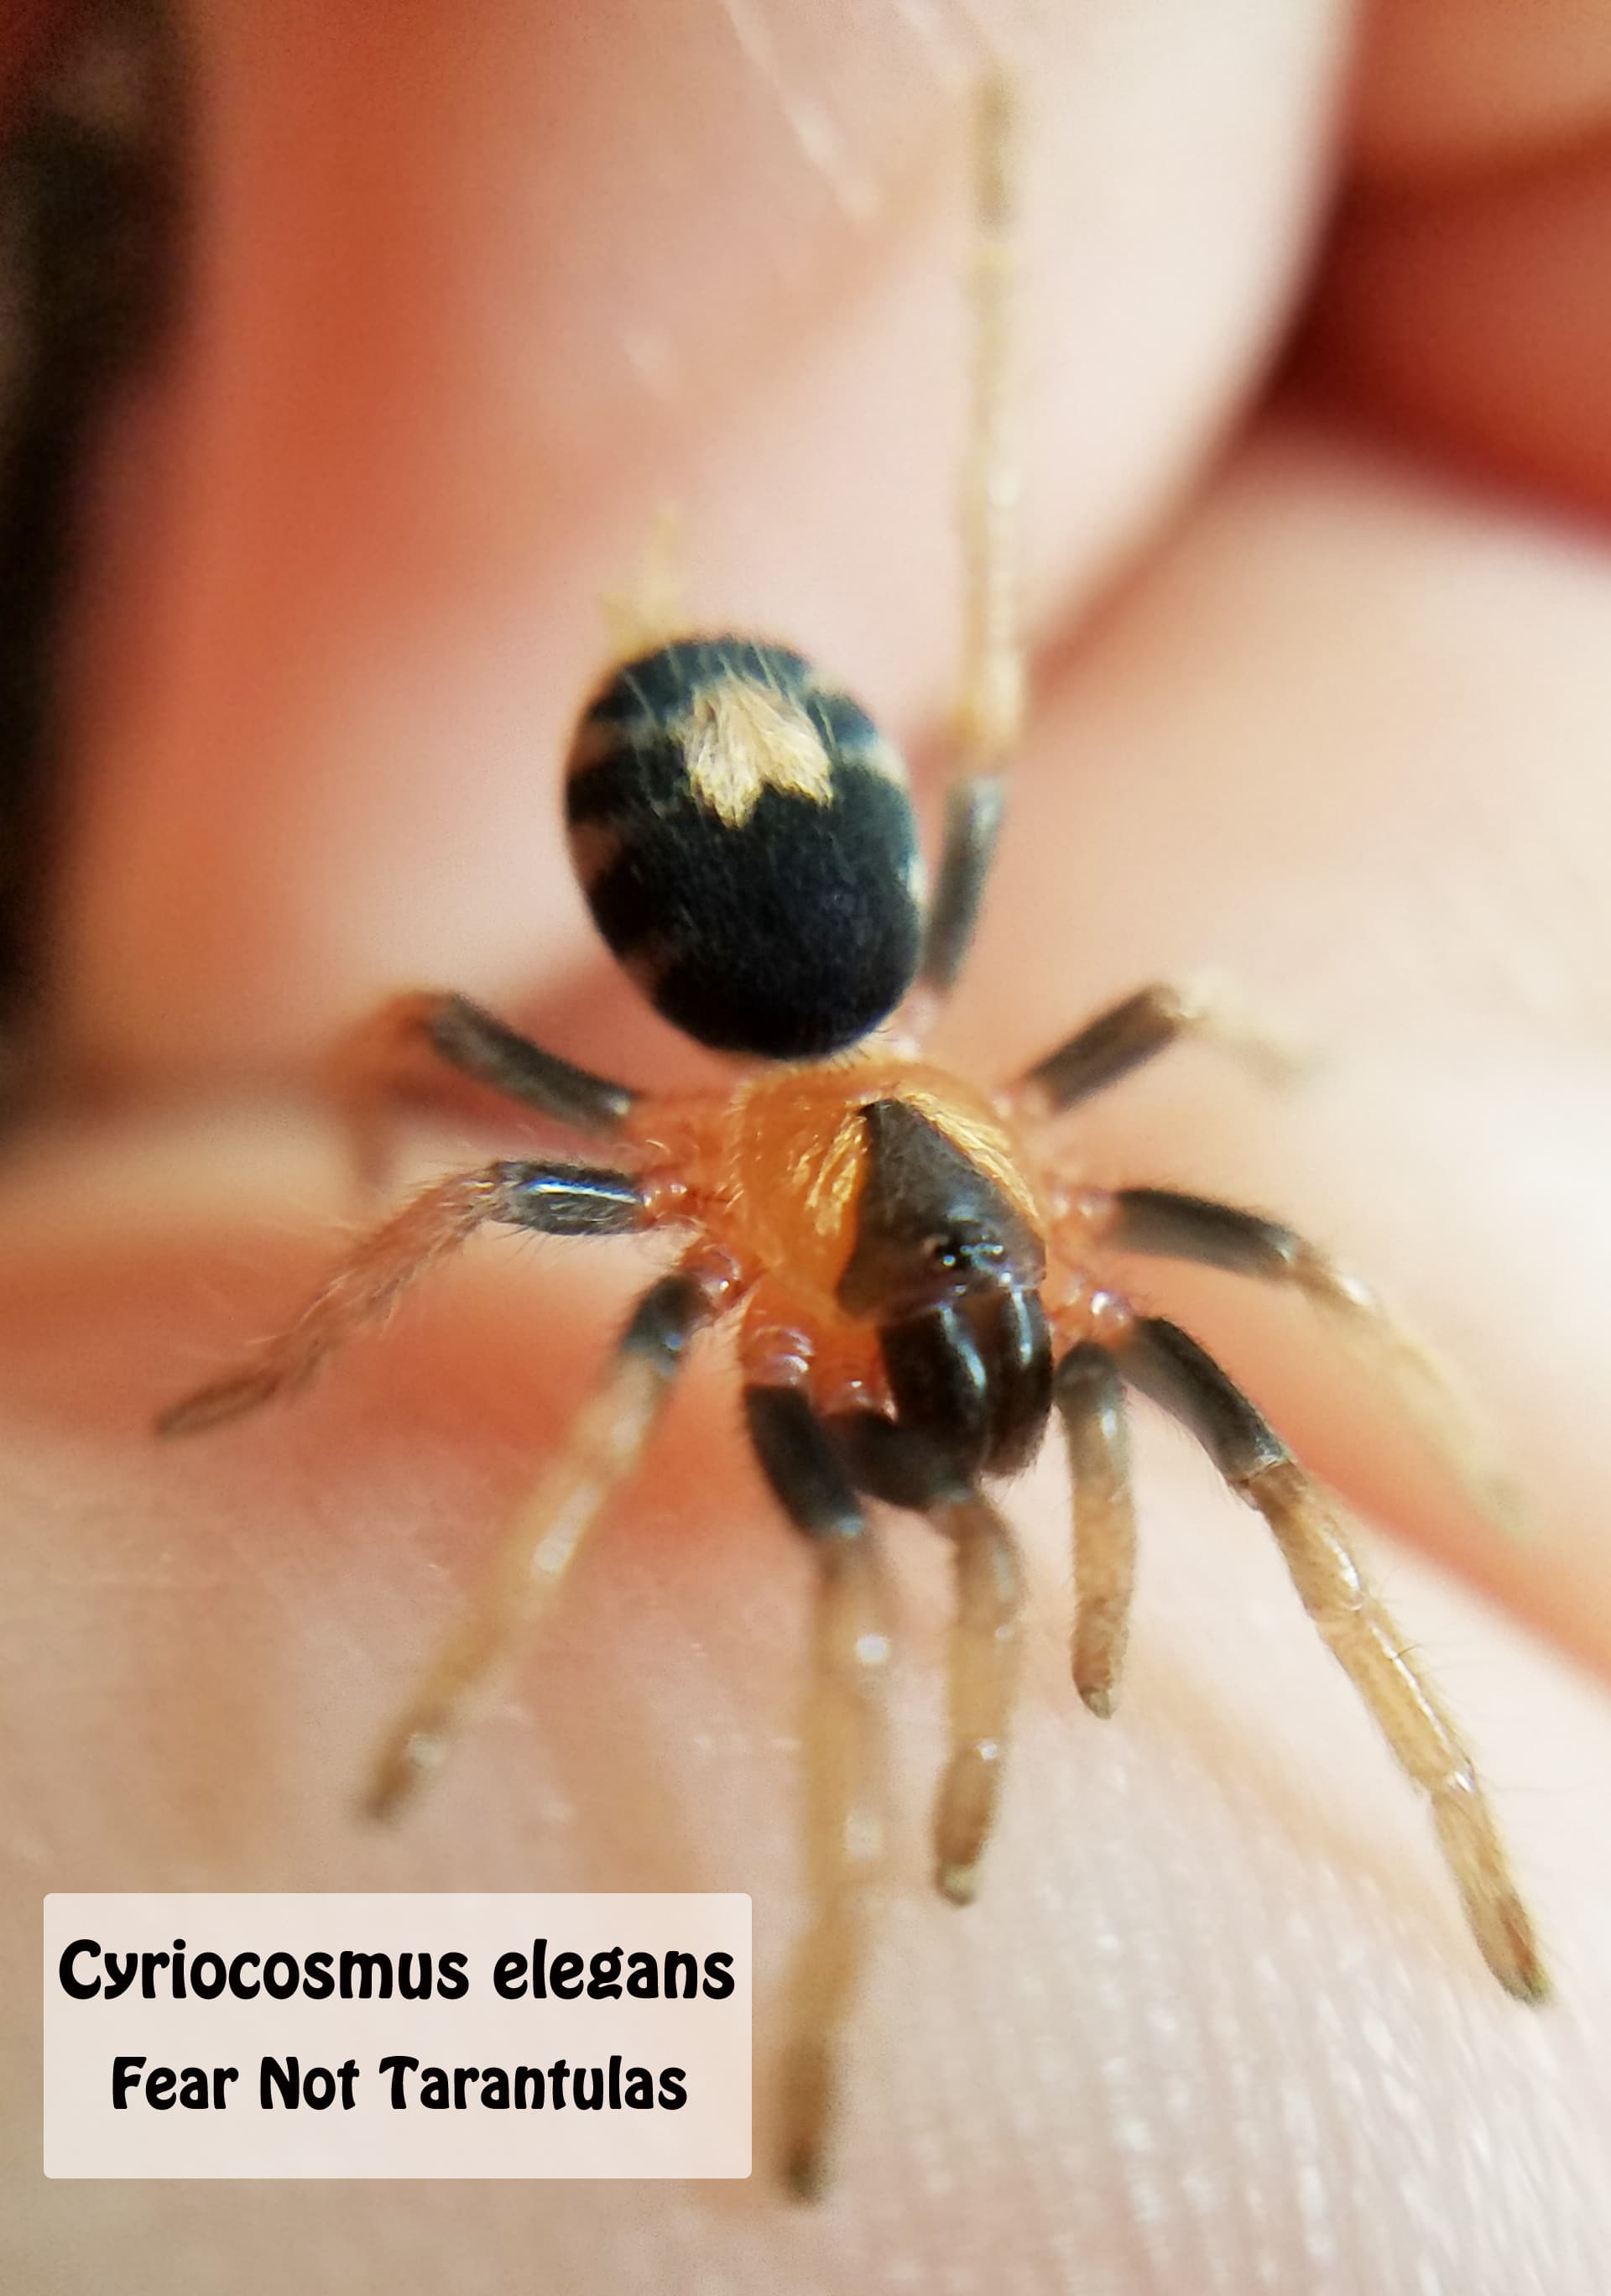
<box><xmin>158</xmin><ymin>75</ymin><xmax>1546</xmax><ymax>2196</ymax></box>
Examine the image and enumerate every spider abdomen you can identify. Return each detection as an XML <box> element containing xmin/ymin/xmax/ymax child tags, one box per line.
<box><xmin>565</xmin><ymin>638</ymin><xmax>924</xmax><ymax>1061</ymax></box>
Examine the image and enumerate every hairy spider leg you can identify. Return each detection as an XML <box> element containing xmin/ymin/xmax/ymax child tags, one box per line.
<box><xmin>1051</xmin><ymin>1340</ymin><xmax>1137</xmax><ymax>1717</ymax></box>
<box><xmin>1083</xmin><ymin>1181</ymin><xmax>1525</xmax><ymax>1542</ymax></box>
<box><xmin>154</xmin><ymin>1156</ymin><xmax>730</xmax><ymax>1808</ymax></box>
<box><xmin>825</xmin><ymin>1409</ymin><xmax>1025</xmax><ymax>1905</ymax></box>
<box><xmin>744</xmin><ymin>1378</ymin><xmax>891</xmax><ymax>2203</ymax></box>
<box><xmin>918</xmin><ymin>69</ymin><xmax>1022</xmax><ymax>1007</ymax></box>
<box><xmin>602</xmin><ymin>499</ymin><xmax>688</xmax><ymax>663</ymax></box>
<box><xmin>1118</xmin><ymin>1312</ymin><xmax>1547</xmax><ymax>2005</ymax></box>
<box><xmin>1010</xmin><ymin>978</ymin><xmax>1307</xmax><ymax>1119</ymax></box>
<box><xmin>322</xmin><ymin>989</ymin><xmax>641</xmax><ymax>1198</ymax></box>
<box><xmin>368</xmin><ymin>1250</ymin><xmax>744</xmax><ymax>1819</ymax></box>
<box><xmin>932</xmin><ymin>1490</ymin><xmax>1024</xmax><ymax>1903</ymax></box>
<box><xmin>156</xmin><ymin>1157</ymin><xmax>658</xmax><ymax>1436</ymax></box>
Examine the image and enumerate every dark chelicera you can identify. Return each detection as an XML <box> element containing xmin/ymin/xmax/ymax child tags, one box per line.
<box><xmin>565</xmin><ymin>637</ymin><xmax>923</xmax><ymax>1062</ymax></box>
<box><xmin>836</xmin><ymin>1098</ymin><xmax>1044</xmax><ymax>1317</ymax></box>
<box><xmin>838</xmin><ymin>1100</ymin><xmax>1052</xmax><ymax>1490</ymax></box>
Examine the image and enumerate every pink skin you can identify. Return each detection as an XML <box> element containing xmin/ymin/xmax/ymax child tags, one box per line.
<box><xmin>6</xmin><ymin>1</ymin><xmax>1611</xmax><ymax>2286</ymax></box>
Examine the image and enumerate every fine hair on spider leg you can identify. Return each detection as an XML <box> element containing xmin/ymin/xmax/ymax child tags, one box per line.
<box><xmin>155</xmin><ymin>1159</ymin><xmax>654</xmax><ymax>1438</ymax></box>
<box><xmin>744</xmin><ymin>1380</ymin><xmax>891</xmax><ymax>2202</ymax></box>
<box><xmin>821</xmin><ymin>1406</ymin><xmax>1025</xmax><ymax>1904</ymax></box>
<box><xmin>1094</xmin><ymin>1181</ymin><xmax>1527</xmax><ymax>1541</ymax></box>
<box><xmin>321</xmin><ymin>990</ymin><xmax>642</xmax><ymax>1198</ymax></box>
<box><xmin>916</xmin><ymin>66</ymin><xmax>1022</xmax><ymax>1010</ymax></box>
<box><xmin>1052</xmin><ymin>1340</ymin><xmax>1136</xmax><ymax>1719</ymax></box>
<box><xmin>368</xmin><ymin>1254</ymin><xmax>743</xmax><ymax>1820</ymax></box>
<box><xmin>931</xmin><ymin>1492</ymin><xmax>1024</xmax><ymax>1904</ymax></box>
<box><xmin>1117</xmin><ymin>1312</ymin><xmax>1548</xmax><ymax>2005</ymax></box>
<box><xmin>1010</xmin><ymin>977</ymin><xmax>1308</xmax><ymax>1119</ymax></box>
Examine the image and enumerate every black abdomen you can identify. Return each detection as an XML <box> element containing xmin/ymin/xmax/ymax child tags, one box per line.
<box><xmin>565</xmin><ymin>639</ymin><xmax>924</xmax><ymax>1061</ymax></box>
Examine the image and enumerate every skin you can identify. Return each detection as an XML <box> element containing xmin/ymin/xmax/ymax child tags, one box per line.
<box><xmin>5</xmin><ymin>0</ymin><xmax>1611</xmax><ymax>2287</ymax></box>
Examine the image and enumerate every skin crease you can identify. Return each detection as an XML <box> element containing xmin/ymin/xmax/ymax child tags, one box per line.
<box><xmin>5</xmin><ymin>0</ymin><xmax>1611</xmax><ymax>2288</ymax></box>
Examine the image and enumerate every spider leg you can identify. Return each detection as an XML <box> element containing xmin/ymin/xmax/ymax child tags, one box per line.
<box><xmin>918</xmin><ymin>72</ymin><xmax>1020</xmax><ymax>1006</ymax></box>
<box><xmin>155</xmin><ymin>1159</ymin><xmax>660</xmax><ymax>1436</ymax></box>
<box><xmin>1051</xmin><ymin>1341</ymin><xmax>1136</xmax><ymax>1716</ymax></box>
<box><xmin>827</xmin><ymin>1410</ymin><xmax>1024</xmax><ymax>1905</ymax></box>
<box><xmin>367</xmin><ymin>1250</ymin><xmax>742</xmax><ymax>1820</ymax></box>
<box><xmin>602</xmin><ymin>499</ymin><xmax>686</xmax><ymax>660</ymax></box>
<box><xmin>325</xmin><ymin>989</ymin><xmax>640</xmax><ymax>1193</ymax></box>
<box><xmin>920</xmin><ymin>779</ymin><xmax>1008</xmax><ymax>1010</ymax></box>
<box><xmin>1097</xmin><ymin>1184</ymin><xmax>1524</xmax><ymax>1538</ymax></box>
<box><xmin>745</xmin><ymin>1382</ymin><xmax>890</xmax><ymax>2201</ymax></box>
<box><xmin>1013</xmin><ymin>979</ymin><xmax>1305</xmax><ymax>1118</ymax></box>
<box><xmin>1120</xmin><ymin>1311</ymin><xmax>1548</xmax><ymax>2005</ymax></box>
<box><xmin>931</xmin><ymin>1487</ymin><xmax>1024</xmax><ymax>1905</ymax></box>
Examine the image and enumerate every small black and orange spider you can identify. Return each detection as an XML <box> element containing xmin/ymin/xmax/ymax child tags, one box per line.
<box><xmin>158</xmin><ymin>76</ymin><xmax>1546</xmax><ymax>2195</ymax></box>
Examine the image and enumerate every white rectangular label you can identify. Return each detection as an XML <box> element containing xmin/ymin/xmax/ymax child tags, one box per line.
<box><xmin>44</xmin><ymin>1894</ymin><xmax>750</xmax><ymax>2179</ymax></box>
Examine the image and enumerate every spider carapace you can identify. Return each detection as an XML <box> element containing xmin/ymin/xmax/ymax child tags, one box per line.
<box><xmin>158</xmin><ymin>76</ymin><xmax>1547</xmax><ymax>2197</ymax></box>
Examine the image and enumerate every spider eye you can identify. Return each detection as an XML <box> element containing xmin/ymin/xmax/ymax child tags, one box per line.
<box><xmin>837</xmin><ymin>1100</ymin><xmax>1049</xmax><ymax>1319</ymax></box>
<box><xmin>925</xmin><ymin>1229</ymin><xmax>1009</xmax><ymax>1281</ymax></box>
